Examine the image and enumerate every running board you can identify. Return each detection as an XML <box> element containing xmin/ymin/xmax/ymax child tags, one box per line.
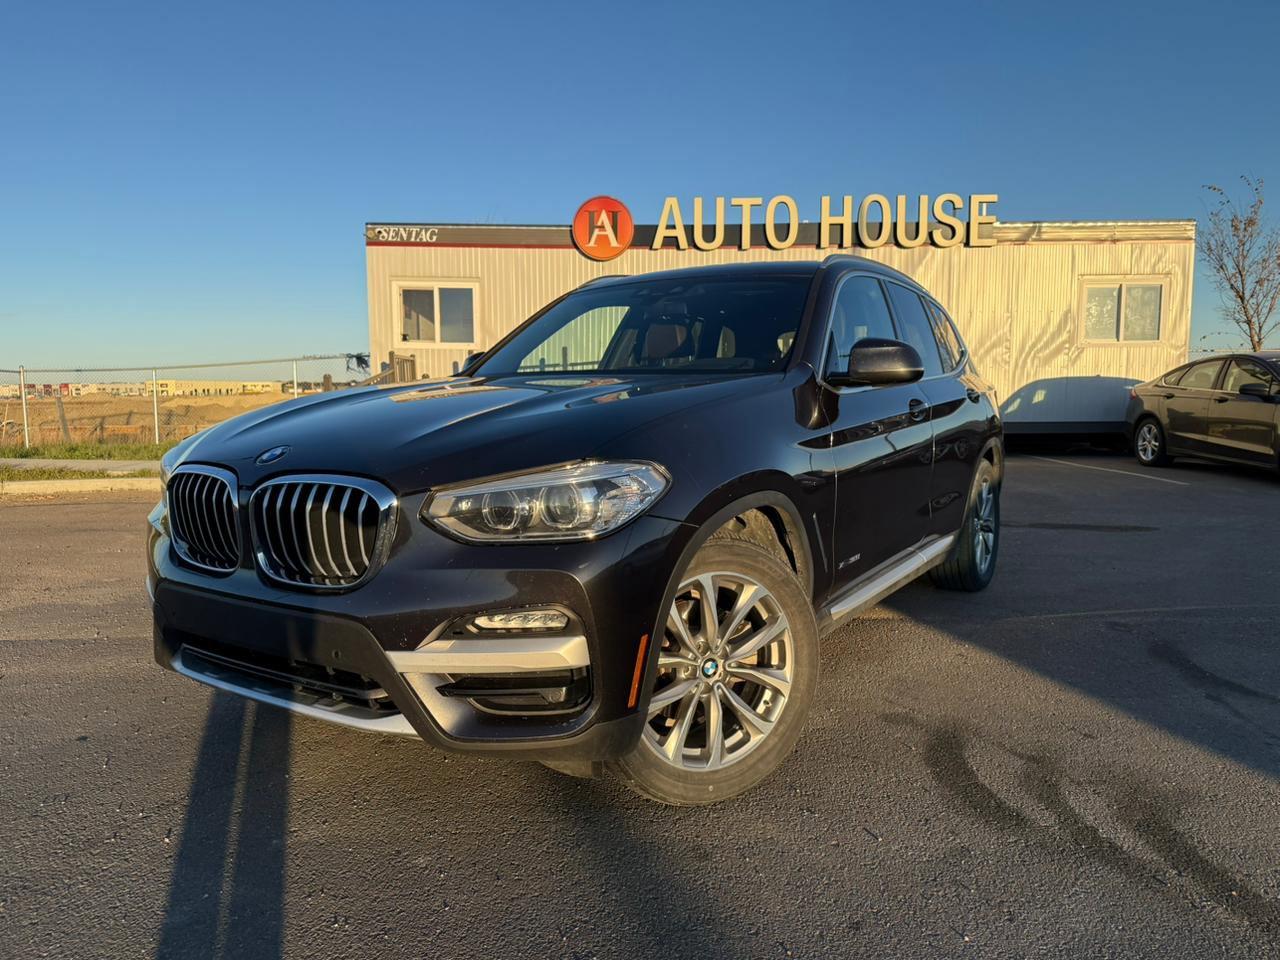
<box><xmin>824</xmin><ymin>534</ymin><xmax>957</xmax><ymax>628</ymax></box>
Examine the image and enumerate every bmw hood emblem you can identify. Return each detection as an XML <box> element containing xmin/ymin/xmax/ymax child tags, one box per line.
<box><xmin>255</xmin><ymin>445</ymin><xmax>291</xmax><ymax>465</ymax></box>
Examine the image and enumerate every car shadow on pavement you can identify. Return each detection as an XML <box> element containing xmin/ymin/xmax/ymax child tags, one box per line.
<box><xmin>539</xmin><ymin>782</ymin><xmax>741</xmax><ymax>960</ymax></box>
<box><xmin>155</xmin><ymin>693</ymin><xmax>292</xmax><ymax>960</ymax></box>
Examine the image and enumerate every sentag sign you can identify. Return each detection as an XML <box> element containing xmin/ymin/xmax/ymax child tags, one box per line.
<box><xmin>571</xmin><ymin>196</ymin><xmax>634</xmax><ymax>261</ymax></box>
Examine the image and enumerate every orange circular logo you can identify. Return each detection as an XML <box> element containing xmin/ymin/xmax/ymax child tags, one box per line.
<box><xmin>572</xmin><ymin>196</ymin><xmax>634</xmax><ymax>261</ymax></box>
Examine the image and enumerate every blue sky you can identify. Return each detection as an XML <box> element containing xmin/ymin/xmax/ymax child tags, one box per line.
<box><xmin>1</xmin><ymin>0</ymin><xmax>1277</xmax><ymax>367</ymax></box>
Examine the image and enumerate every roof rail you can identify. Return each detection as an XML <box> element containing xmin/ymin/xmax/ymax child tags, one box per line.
<box><xmin>819</xmin><ymin>253</ymin><xmax>919</xmax><ymax>284</ymax></box>
<box><xmin>576</xmin><ymin>274</ymin><xmax>629</xmax><ymax>289</ymax></box>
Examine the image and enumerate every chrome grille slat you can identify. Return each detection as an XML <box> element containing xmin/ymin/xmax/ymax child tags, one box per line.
<box><xmin>337</xmin><ymin>487</ymin><xmax>355</xmax><ymax>577</ymax></box>
<box><xmin>318</xmin><ymin>486</ymin><xmax>338</xmax><ymax>578</ymax></box>
<box><xmin>194</xmin><ymin>475</ymin><xmax>214</xmax><ymax>558</ymax></box>
<box><xmin>273</xmin><ymin>485</ymin><xmax>290</xmax><ymax>573</ymax></box>
<box><xmin>217</xmin><ymin>484</ymin><xmax>236</xmax><ymax>558</ymax></box>
<box><xmin>167</xmin><ymin>468</ymin><xmax>241</xmax><ymax>574</ymax></box>
<box><xmin>249</xmin><ymin>475</ymin><xmax>395</xmax><ymax>590</ymax></box>
<box><xmin>356</xmin><ymin>492</ymin><xmax>371</xmax><ymax>566</ymax></box>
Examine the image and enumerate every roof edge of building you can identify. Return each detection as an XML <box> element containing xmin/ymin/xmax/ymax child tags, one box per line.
<box><xmin>364</xmin><ymin>218</ymin><xmax>1197</xmax><ymax>248</ymax></box>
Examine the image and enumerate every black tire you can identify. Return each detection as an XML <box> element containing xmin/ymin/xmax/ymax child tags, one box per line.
<box><xmin>608</xmin><ymin>539</ymin><xmax>818</xmax><ymax>805</ymax></box>
<box><xmin>1133</xmin><ymin>416</ymin><xmax>1172</xmax><ymax>467</ymax></box>
<box><xmin>929</xmin><ymin>457</ymin><xmax>999</xmax><ymax>592</ymax></box>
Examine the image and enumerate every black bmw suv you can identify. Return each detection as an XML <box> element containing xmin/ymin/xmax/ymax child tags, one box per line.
<box><xmin>148</xmin><ymin>257</ymin><xmax>1002</xmax><ymax>804</ymax></box>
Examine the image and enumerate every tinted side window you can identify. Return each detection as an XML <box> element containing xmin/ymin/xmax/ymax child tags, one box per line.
<box><xmin>1223</xmin><ymin>359</ymin><xmax>1280</xmax><ymax>394</ymax></box>
<box><xmin>885</xmin><ymin>282</ymin><xmax>944</xmax><ymax>377</ymax></box>
<box><xmin>825</xmin><ymin>276</ymin><xmax>896</xmax><ymax>377</ymax></box>
<box><xmin>1179</xmin><ymin>360</ymin><xmax>1224</xmax><ymax>390</ymax></box>
<box><xmin>1161</xmin><ymin>366</ymin><xmax>1188</xmax><ymax>386</ymax></box>
<box><xmin>926</xmin><ymin>301</ymin><xmax>964</xmax><ymax>371</ymax></box>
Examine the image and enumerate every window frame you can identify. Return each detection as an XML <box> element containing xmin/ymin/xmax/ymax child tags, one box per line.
<box><xmin>816</xmin><ymin>271</ymin><xmax>966</xmax><ymax>391</ymax></box>
<box><xmin>883</xmin><ymin>279</ymin><xmax>947</xmax><ymax>379</ymax></box>
<box><xmin>821</xmin><ymin>272</ymin><xmax>900</xmax><ymax>380</ymax></box>
<box><xmin>1220</xmin><ymin>357</ymin><xmax>1280</xmax><ymax>396</ymax></box>
<box><xmin>924</xmin><ymin>299</ymin><xmax>967</xmax><ymax>373</ymax></box>
<box><xmin>391</xmin><ymin>278</ymin><xmax>480</xmax><ymax>348</ymax></box>
<box><xmin>1077</xmin><ymin>276</ymin><xmax>1169</xmax><ymax>345</ymax></box>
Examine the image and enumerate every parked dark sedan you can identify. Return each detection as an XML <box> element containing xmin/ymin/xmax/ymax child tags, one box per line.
<box><xmin>1126</xmin><ymin>352</ymin><xmax>1280</xmax><ymax>470</ymax></box>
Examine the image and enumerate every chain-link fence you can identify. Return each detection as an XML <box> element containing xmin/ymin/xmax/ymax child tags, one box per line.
<box><xmin>0</xmin><ymin>354</ymin><xmax>370</xmax><ymax>452</ymax></box>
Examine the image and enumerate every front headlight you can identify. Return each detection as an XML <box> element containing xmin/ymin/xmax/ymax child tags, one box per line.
<box><xmin>421</xmin><ymin>461</ymin><xmax>669</xmax><ymax>543</ymax></box>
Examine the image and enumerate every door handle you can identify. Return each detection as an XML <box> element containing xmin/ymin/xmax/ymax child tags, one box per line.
<box><xmin>908</xmin><ymin>398</ymin><xmax>929</xmax><ymax>422</ymax></box>
<box><xmin>1213</xmin><ymin>395</ymin><xmax>1230</xmax><ymax>404</ymax></box>
<box><xmin>1162</xmin><ymin>393</ymin><xmax>1175</xmax><ymax>399</ymax></box>
<box><xmin>965</xmin><ymin>387</ymin><xmax>981</xmax><ymax>403</ymax></box>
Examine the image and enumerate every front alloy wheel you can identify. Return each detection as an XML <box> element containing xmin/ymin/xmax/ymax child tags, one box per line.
<box><xmin>642</xmin><ymin>569</ymin><xmax>794</xmax><ymax>771</ymax></box>
<box><xmin>610</xmin><ymin>539</ymin><xmax>817</xmax><ymax>805</ymax></box>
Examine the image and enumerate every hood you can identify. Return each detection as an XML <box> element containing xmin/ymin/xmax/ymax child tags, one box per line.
<box><xmin>177</xmin><ymin>373</ymin><xmax>779</xmax><ymax>493</ymax></box>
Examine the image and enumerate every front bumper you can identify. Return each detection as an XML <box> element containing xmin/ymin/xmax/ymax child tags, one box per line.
<box><xmin>149</xmin><ymin>501</ymin><xmax>688</xmax><ymax>762</ymax></box>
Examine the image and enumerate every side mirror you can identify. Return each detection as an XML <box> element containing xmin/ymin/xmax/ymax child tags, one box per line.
<box><xmin>1239</xmin><ymin>382</ymin><xmax>1272</xmax><ymax>400</ymax></box>
<box><xmin>829</xmin><ymin>338</ymin><xmax>925</xmax><ymax>387</ymax></box>
<box><xmin>460</xmin><ymin>351</ymin><xmax>485</xmax><ymax>375</ymax></box>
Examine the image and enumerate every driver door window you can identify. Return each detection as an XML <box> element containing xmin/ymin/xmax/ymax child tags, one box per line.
<box><xmin>1222</xmin><ymin>359</ymin><xmax>1279</xmax><ymax>395</ymax></box>
<box><xmin>884</xmin><ymin>283</ymin><xmax>945</xmax><ymax>378</ymax></box>
<box><xmin>825</xmin><ymin>276</ymin><xmax>896</xmax><ymax>378</ymax></box>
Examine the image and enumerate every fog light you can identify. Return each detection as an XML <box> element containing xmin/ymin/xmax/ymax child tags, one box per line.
<box><xmin>471</xmin><ymin>609</ymin><xmax>569</xmax><ymax>632</ymax></box>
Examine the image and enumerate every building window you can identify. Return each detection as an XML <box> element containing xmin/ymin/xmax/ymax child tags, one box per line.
<box><xmin>400</xmin><ymin>285</ymin><xmax>476</xmax><ymax>345</ymax></box>
<box><xmin>1082</xmin><ymin>280</ymin><xmax>1163</xmax><ymax>342</ymax></box>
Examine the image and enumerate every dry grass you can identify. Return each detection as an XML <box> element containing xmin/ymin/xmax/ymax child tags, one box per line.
<box><xmin>0</xmin><ymin>393</ymin><xmax>288</xmax><ymax>450</ymax></box>
<box><xmin>0</xmin><ymin>465</ymin><xmax>159</xmax><ymax>481</ymax></box>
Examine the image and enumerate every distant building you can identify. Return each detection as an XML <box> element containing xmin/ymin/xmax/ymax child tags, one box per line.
<box><xmin>364</xmin><ymin>218</ymin><xmax>1196</xmax><ymax>433</ymax></box>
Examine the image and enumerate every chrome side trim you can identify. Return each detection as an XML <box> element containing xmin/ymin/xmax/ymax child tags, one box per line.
<box><xmin>828</xmin><ymin>534</ymin><xmax>956</xmax><ymax>622</ymax></box>
<box><xmin>387</xmin><ymin>634</ymin><xmax>590</xmax><ymax>674</ymax></box>
<box><xmin>172</xmin><ymin>649</ymin><xmax>419</xmax><ymax>737</ymax></box>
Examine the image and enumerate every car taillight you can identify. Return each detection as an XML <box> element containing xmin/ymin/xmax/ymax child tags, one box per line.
<box><xmin>1129</xmin><ymin>388</ymin><xmax>1139</xmax><ymax>399</ymax></box>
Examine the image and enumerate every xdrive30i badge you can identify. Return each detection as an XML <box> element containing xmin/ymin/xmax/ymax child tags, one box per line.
<box><xmin>255</xmin><ymin>445</ymin><xmax>290</xmax><ymax>465</ymax></box>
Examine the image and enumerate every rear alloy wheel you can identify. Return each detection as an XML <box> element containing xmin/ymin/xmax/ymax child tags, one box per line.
<box><xmin>1134</xmin><ymin>418</ymin><xmax>1171</xmax><ymax>467</ymax></box>
<box><xmin>929</xmin><ymin>457</ymin><xmax>1000</xmax><ymax>592</ymax></box>
<box><xmin>610</xmin><ymin>540</ymin><xmax>817</xmax><ymax>805</ymax></box>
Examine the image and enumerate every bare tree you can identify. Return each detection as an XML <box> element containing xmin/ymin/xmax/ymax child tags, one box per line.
<box><xmin>1199</xmin><ymin>177</ymin><xmax>1280</xmax><ymax>350</ymax></box>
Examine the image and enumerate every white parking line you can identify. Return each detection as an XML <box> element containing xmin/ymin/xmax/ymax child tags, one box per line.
<box><xmin>1024</xmin><ymin>455</ymin><xmax>1191</xmax><ymax>486</ymax></box>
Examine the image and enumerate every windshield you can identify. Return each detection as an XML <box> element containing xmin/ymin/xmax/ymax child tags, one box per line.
<box><xmin>473</xmin><ymin>276</ymin><xmax>811</xmax><ymax>377</ymax></box>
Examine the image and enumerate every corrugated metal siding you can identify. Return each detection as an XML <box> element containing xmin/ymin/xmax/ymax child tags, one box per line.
<box><xmin>365</xmin><ymin>224</ymin><xmax>1194</xmax><ymax>424</ymax></box>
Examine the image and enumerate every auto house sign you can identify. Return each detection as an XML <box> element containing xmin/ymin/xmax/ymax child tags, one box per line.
<box><xmin>366</xmin><ymin>191</ymin><xmax>1000</xmax><ymax>262</ymax></box>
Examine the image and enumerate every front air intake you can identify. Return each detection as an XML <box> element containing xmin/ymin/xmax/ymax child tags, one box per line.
<box><xmin>249</xmin><ymin>475</ymin><xmax>397</xmax><ymax>589</ymax></box>
<box><xmin>167</xmin><ymin>466</ymin><xmax>241</xmax><ymax>574</ymax></box>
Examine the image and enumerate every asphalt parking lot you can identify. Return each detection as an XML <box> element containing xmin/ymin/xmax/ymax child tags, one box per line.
<box><xmin>2</xmin><ymin>452</ymin><xmax>1278</xmax><ymax>959</ymax></box>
